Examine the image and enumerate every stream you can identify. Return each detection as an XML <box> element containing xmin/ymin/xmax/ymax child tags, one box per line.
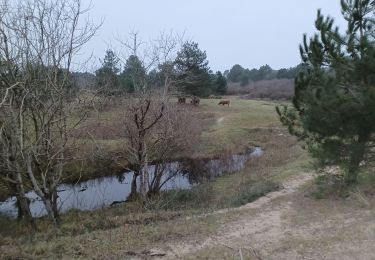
<box><xmin>0</xmin><ymin>147</ymin><xmax>263</xmax><ymax>218</ymax></box>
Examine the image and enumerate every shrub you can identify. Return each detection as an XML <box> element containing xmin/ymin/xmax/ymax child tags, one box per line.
<box><xmin>227</xmin><ymin>79</ymin><xmax>294</xmax><ymax>100</ymax></box>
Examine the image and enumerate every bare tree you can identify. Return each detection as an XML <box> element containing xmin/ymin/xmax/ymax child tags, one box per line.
<box><xmin>154</xmin><ymin>31</ymin><xmax>184</xmax><ymax>97</ymax></box>
<box><xmin>0</xmin><ymin>0</ymin><xmax>99</xmax><ymax>226</ymax></box>
<box><xmin>116</xmin><ymin>31</ymin><xmax>196</xmax><ymax>201</ymax></box>
<box><xmin>146</xmin><ymin>102</ymin><xmax>199</xmax><ymax>196</ymax></box>
<box><xmin>122</xmin><ymin>93</ymin><xmax>199</xmax><ymax>200</ymax></box>
<box><xmin>122</xmin><ymin>93</ymin><xmax>165</xmax><ymax>200</ymax></box>
<box><xmin>117</xmin><ymin>30</ymin><xmax>183</xmax><ymax>95</ymax></box>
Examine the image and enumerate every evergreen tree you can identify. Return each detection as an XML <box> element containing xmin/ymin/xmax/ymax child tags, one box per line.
<box><xmin>119</xmin><ymin>55</ymin><xmax>146</xmax><ymax>93</ymax></box>
<box><xmin>214</xmin><ymin>71</ymin><xmax>228</xmax><ymax>94</ymax></box>
<box><xmin>147</xmin><ymin>69</ymin><xmax>163</xmax><ymax>89</ymax></box>
<box><xmin>174</xmin><ymin>41</ymin><xmax>212</xmax><ymax>97</ymax></box>
<box><xmin>277</xmin><ymin>0</ymin><xmax>375</xmax><ymax>184</ymax></box>
<box><xmin>247</xmin><ymin>68</ymin><xmax>258</xmax><ymax>81</ymax></box>
<box><xmin>95</xmin><ymin>50</ymin><xmax>120</xmax><ymax>93</ymax></box>
<box><xmin>254</xmin><ymin>64</ymin><xmax>274</xmax><ymax>81</ymax></box>
<box><xmin>227</xmin><ymin>64</ymin><xmax>244</xmax><ymax>82</ymax></box>
<box><xmin>276</xmin><ymin>68</ymin><xmax>290</xmax><ymax>79</ymax></box>
<box><xmin>240</xmin><ymin>70</ymin><xmax>250</xmax><ymax>86</ymax></box>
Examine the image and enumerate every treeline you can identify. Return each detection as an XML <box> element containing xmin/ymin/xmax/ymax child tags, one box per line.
<box><xmin>93</xmin><ymin>42</ymin><xmax>227</xmax><ymax>97</ymax></box>
<box><xmin>225</xmin><ymin>63</ymin><xmax>306</xmax><ymax>86</ymax></box>
<box><xmin>77</xmin><ymin>51</ymin><xmax>307</xmax><ymax>98</ymax></box>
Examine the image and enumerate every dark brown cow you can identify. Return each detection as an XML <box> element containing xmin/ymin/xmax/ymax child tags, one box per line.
<box><xmin>177</xmin><ymin>97</ymin><xmax>186</xmax><ymax>104</ymax></box>
<box><xmin>190</xmin><ymin>96</ymin><xmax>200</xmax><ymax>106</ymax></box>
<box><xmin>218</xmin><ymin>100</ymin><xmax>230</xmax><ymax>106</ymax></box>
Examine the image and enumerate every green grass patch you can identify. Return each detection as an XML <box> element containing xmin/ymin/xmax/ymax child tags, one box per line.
<box><xmin>229</xmin><ymin>180</ymin><xmax>281</xmax><ymax>207</ymax></box>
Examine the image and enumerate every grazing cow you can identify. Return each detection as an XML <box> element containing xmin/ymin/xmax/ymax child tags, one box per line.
<box><xmin>177</xmin><ymin>97</ymin><xmax>186</xmax><ymax>104</ymax></box>
<box><xmin>190</xmin><ymin>96</ymin><xmax>200</xmax><ymax>106</ymax></box>
<box><xmin>218</xmin><ymin>100</ymin><xmax>230</xmax><ymax>106</ymax></box>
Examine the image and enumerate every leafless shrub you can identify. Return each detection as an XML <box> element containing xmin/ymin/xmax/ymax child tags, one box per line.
<box><xmin>227</xmin><ymin>79</ymin><xmax>294</xmax><ymax>100</ymax></box>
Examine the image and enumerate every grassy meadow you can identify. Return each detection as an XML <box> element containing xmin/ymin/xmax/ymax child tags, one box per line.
<box><xmin>0</xmin><ymin>96</ymin><xmax>311</xmax><ymax>258</ymax></box>
<box><xmin>2</xmin><ymin>96</ymin><xmax>374</xmax><ymax>259</ymax></box>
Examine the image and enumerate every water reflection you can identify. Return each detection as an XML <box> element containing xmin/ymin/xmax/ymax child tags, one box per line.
<box><xmin>0</xmin><ymin>147</ymin><xmax>263</xmax><ymax>218</ymax></box>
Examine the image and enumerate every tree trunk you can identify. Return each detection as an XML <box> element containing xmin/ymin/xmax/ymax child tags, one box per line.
<box><xmin>139</xmin><ymin>170</ymin><xmax>145</xmax><ymax>197</ymax></box>
<box><xmin>147</xmin><ymin>172</ymin><xmax>162</xmax><ymax>197</ymax></box>
<box><xmin>14</xmin><ymin>171</ymin><xmax>36</xmax><ymax>230</ymax></box>
<box><xmin>51</xmin><ymin>190</ymin><xmax>60</xmax><ymax>225</ymax></box>
<box><xmin>43</xmin><ymin>197</ymin><xmax>58</xmax><ymax>227</ymax></box>
<box><xmin>345</xmin><ymin>134</ymin><xmax>369</xmax><ymax>185</ymax></box>
<box><xmin>140</xmin><ymin>168</ymin><xmax>149</xmax><ymax>200</ymax></box>
<box><xmin>26</xmin><ymin>158</ymin><xmax>59</xmax><ymax>227</ymax></box>
<box><xmin>139</xmin><ymin>141</ymin><xmax>148</xmax><ymax>200</ymax></box>
<box><xmin>15</xmin><ymin>194</ymin><xmax>36</xmax><ymax>231</ymax></box>
<box><xmin>127</xmin><ymin>172</ymin><xmax>139</xmax><ymax>201</ymax></box>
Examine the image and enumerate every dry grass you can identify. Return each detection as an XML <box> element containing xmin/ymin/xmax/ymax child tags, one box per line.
<box><xmin>0</xmin><ymin>97</ymin><xmax>315</xmax><ymax>259</ymax></box>
<box><xmin>6</xmin><ymin>97</ymin><xmax>372</xmax><ymax>259</ymax></box>
<box><xmin>187</xmin><ymin>189</ymin><xmax>375</xmax><ymax>259</ymax></box>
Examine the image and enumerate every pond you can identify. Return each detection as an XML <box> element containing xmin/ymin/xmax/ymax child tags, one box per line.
<box><xmin>0</xmin><ymin>147</ymin><xmax>263</xmax><ymax>218</ymax></box>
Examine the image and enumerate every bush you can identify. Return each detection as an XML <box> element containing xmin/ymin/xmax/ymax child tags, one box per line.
<box><xmin>227</xmin><ymin>79</ymin><xmax>294</xmax><ymax>100</ymax></box>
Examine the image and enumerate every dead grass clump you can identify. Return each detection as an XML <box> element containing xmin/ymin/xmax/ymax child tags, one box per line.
<box><xmin>73</xmin><ymin>124</ymin><xmax>123</xmax><ymax>140</ymax></box>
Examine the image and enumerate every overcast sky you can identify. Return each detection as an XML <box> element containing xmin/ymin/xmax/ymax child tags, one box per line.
<box><xmin>81</xmin><ymin>0</ymin><xmax>346</xmax><ymax>72</ymax></box>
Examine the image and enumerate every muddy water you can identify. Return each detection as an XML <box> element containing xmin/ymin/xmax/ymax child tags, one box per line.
<box><xmin>0</xmin><ymin>147</ymin><xmax>263</xmax><ymax>218</ymax></box>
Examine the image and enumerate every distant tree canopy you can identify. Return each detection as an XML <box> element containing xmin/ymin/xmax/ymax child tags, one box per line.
<box><xmin>174</xmin><ymin>41</ymin><xmax>213</xmax><ymax>97</ymax></box>
<box><xmin>276</xmin><ymin>63</ymin><xmax>307</xmax><ymax>79</ymax></box>
<box><xmin>226</xmin><ymin>63</ymin><xmax>307</xmax><ymax>85</ymax></box>
<box><xmin>277</xmin><ymin>0</ymin><xmax>375</xmax><ymax>185</ymax></box>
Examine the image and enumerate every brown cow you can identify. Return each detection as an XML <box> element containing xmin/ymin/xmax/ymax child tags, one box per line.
<box><xmin>177</xmin><ymin>97</ymin><xmax>186</xmax><ymax>104</ymax></box>
<box><xmin>218</xmin><ymin>100</ymin><xmax>230</xmax><ymax>106</ymax></box>
<box><xmin>190</xmin><ymin>96</ymin><xmax>200</xmax><ymax>106</ymax></box>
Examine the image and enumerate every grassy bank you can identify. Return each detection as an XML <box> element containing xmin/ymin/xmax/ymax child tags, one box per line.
<box><xmin>0</xmin><ymin>96</ymin><xmax>284</xmax><ymax>199</ymax></box>
<box><xmin>0</xmin><ymin>97</ymin><xmax>313</xmax><ymax>259</ymax></box>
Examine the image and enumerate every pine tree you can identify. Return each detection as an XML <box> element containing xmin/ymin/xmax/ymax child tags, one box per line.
<box><xmin>215</xmin><ymin>71</ymin><xmax>228</xmax><ymax>95</ymax></box>
<box><xmin>174</xmin><ymin>41</ymin><xmax>212</xmax><ymax>97</ymax></box>
<box><xmin>95</xmin><ymin>50</ymin><xmax>121</xmax><ymax>94</ymax></box>
<box><xmin>227</xmin><ymin>64</ymin><xmax>244</xmax><ymax>83</ymax></box>
<box><xmin>277</xmin><ymin>0</ymin><xmax>375</xmax><ymax>184</ymax></box>
<box><xmin>119</xmin><ymin>55</ymin><xmax>146</xmax><ymax>93</ymax></box>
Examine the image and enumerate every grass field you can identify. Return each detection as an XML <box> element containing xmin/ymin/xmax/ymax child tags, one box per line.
<box><xmin>57</xmin><ymin>97</ymin><xmax>286</xmax><ymax>182</ymax></box>
<box><xmin>0</xmin><ymin>97</ymin><xmax>309</xmax><ymax>258</ymax></box>
<box><xmin>2</xmin><ymin>97</ymin><xmax>374</xmax><ymax>259</ymax></box>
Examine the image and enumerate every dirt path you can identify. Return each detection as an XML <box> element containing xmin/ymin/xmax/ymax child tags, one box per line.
<box><xmin>156</xmin><ymin>173</ymin><xmax>313</xmax><ymax>259</ymax></box>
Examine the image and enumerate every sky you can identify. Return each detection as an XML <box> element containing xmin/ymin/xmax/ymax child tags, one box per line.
<box><xmin>80</xmin><ymin>0</ymin><xmax>347</xmax><ymax>72</ymax></box>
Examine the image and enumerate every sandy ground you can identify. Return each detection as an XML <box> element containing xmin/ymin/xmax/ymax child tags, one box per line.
<box><xmin>144</xmin><ymin>172</ymin><xmax>375</xmax><ymax>260</ymax></box>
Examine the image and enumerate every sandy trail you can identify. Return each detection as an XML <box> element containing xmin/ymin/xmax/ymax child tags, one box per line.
<box><xmin>157</xmin><ymin>174</ymin><xmax>312</xmax><ymax>259</ymax></box>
